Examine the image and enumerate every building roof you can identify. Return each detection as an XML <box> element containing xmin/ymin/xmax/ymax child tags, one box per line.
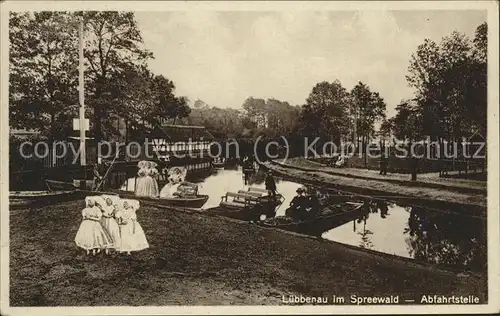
<box><xmin>10</xmin><ymin>128</ymin><xmax>40</xmax><ymax>135</ymax></box>
<box><xmin>150</xmin><ymin>124</ymin><xmax>214</xmax><ymax>142</ymax></box>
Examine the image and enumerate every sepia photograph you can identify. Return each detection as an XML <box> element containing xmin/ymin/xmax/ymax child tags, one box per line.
<box><xmin>1</xmin><ymin>1</ymin><xmax>499</xmax><ymax>315</ymax></box>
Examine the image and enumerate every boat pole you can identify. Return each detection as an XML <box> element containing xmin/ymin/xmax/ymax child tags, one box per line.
<box><xmin>79</xmin><ymin>17</ymin><xmax>86</xmax><ymax>166</ymax></box>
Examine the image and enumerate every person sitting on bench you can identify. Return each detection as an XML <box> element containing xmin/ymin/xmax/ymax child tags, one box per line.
<box><xmin>286</xmin><ymin>188</ymin><xmax>308</xmax><ymax>219</ymax></box>
<box><xmin>334</xmin><ymin>156</ymin><xmax>345</xmax><ymax>168</ymax></box>
<box><xmin>305</xmin><ymin>190</ymin><xmax>321</xmax><ymax>217</ymax></box>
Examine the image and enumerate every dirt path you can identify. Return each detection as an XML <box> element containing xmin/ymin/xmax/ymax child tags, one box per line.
<box><xmin>278</xmin><ymin>157</ymin><xmax>486</xmax><ymax>193</ymax></box>
<box><xmin>9</xmin><ymin>201</ymin><xmax>486</xmax><ymax>306</ymax></box>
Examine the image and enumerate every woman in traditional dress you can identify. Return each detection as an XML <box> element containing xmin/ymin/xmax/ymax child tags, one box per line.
<box><xmin>115</xmin><ymin>199</ymin><xmax>149</xmax><ymax>255</ymax></box>
<box><xmin>149</xmin><ymin>161</ymin><xmax>160</xmax><ymax>196</ymax></box>
<box><xmin>99</xmin><ymin>195</ymin><xmax>122</xmax><ymax>254</ymax></box>
<box><xmin>74</xmin><ymin>197</ymin><xmax>113</xmax><ymax>255</ymax></box>
<box><xmin>159</xmin><ymin>167</ymin><xmax>186</xmax><ymax>197</ymax></box>
<box><xmin>134</xmin><ymin>161</ymin><xmax>147</xmax><ymax>196</ymax></box>
<box><xmin>135</xmin><ymin>161</ymin><xmax>159</xmax><ymax>197</ymax></box>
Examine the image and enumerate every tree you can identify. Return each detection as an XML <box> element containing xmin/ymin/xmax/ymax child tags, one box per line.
<box><xmin>406</xmin><ymin>24</ymin><xmax>487</xmax><ymax>141</ymax></box>
<box><xmin>390</xmin><ymin>100</ymin><xmax>422</xmax><ymax>142</ymax></box>
<box><xmin>297</xmin><ymin>80</ymin><xmax>350</xmax><ymax>146</ymax></box>
<box><xmin>468</xmin><ymin>22</ymin><xmax>487</xmax><ymax>137</ymax></box>
<box><xmin>82</xmin><ymin>11</ymin><xmax>153</xmax><ymax>142</ymax></box>
<box><xmin>242</xmin><ymin>97</ymin><xmax>267</xmax><ymax>129</ymax></box>
<box><xmin>148</xmin><ymin>75</ymin><xmax>191</xmax><ymax>126</ymax></box>
<box><xmin>9</xmin><ymin>12</ymin><xmax>79</xmax><ymax>140</ymax></box>
<box><xmin>378</xmin><ymin>118</ymin><xmax>393</xmax><ymax>148</ymax></box>
<box><xmin>350</xmin><ymin>82</ymin><xmax>387</xmax><ymax>150</ymax></box>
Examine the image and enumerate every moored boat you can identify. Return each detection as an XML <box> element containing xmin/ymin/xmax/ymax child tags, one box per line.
<box><xmin>260</xmin><ymin>200</ymin><xmax>364</xmax><ymax>236</ymax></box>
<box><xmin>45</xmin><ymin>179</ymin><xmax>94</xmax><ymax>191</ymax></box>
<box><xmin>114</xmin><ymin>190</ymin><xmax>209</xmax><ymax>209</ymax></box>
<box><xmin>206</xmin><ymin>186</ymin><xmax>284</xmax><ymax>221</ymax></box>
<box><xmin>115</xmin><ymin>181</ymin><xmax>209</xmax><ymax>209</ymax></box>
<box><xmin>9</xmin><ymin>190</ymin><xmax>81</xmax><ymax>209</ymax></box>
<box><xmin>212</xmin><ymin>157</ymin><xmax>226</xmax><ymax>169</ymax></box>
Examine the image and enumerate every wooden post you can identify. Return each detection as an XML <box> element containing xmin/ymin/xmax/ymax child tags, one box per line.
<box><xmin>78</xmin><ymin>17</ymin><xmax>86</xmax><ymax>166</ymax></box>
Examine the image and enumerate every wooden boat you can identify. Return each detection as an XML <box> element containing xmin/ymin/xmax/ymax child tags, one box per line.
<box><xmin>260</xmin><ymin>199</ymin><xmax>364</xmax><ymax>236</ymax></box>
<box><xmin>206</xmin><ymin>187</ymin><xmax>284</xmax><ymax>221</ymax></box>
<box><xmin>114</xmin><ymin>182</ymin><xmax>209</xmax><ymax>209</ymax></box>
<box><xmin>9</xmin><ymin>190</ymin><xmax>82</xmax><ymax>209</ymax></box>
<box><xmin>45</xmin><ymin>179</ymin><xmax>94</xmax><ymax>191</ymax></box>
<box><xmin>115</xmin><ymin>190</ymin><xmax>209</xmax><ymax>209</ymax></box>
<box><xmin>212</xmin><ymin>158</ymin><xmax>226</xmax><ymax>169</ymax></box>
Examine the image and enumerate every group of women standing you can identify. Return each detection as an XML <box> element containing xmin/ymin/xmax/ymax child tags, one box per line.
<box><xmin>74</xmin><ymin>195</ymin><xmax>149</xmax><ymax>255</ymax></box>
<box><xmin>134</xmin><ymin>160</ymin><xmax>188</xmax><ymax>198</ymax></box>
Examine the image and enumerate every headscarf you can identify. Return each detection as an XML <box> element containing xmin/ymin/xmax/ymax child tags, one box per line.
<box><xmin>101</xmin><ymin>194</ymin><xmax>120</xmax><ymax>206</ymax></box>
<box><xmin>121</xmin><ymin>199</ymin><xmax>140</xmax><ymax>211</ymax></box>
<box><xmin>84</xmin><ymin>196</ymin><xmax>96</xmax><ymax>206</ymax></box>
<box><xmin>92</xmin><ymin>196</ymin><xmax>106</xmax><ymax>209</ymax></box>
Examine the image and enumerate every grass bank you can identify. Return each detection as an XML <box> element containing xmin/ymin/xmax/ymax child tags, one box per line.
<box><xmin>10</xmin><ymin>200</ymin><xmax>486</xmax><ymax>306</ymax></box>
<box><xmin>262</xmin><ymin>160</ymin><xmax>486</xmax><ymax>212</ymax></box>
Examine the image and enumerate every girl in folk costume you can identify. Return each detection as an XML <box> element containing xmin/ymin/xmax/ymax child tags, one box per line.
<box><xmin>134</xmin><ymin>160</ymin><xmax>147</xmax><ymax>196</ymax></box>
<box><xmin>148</xmin><ymin>161</ymin><xmax>160</xmax><ymax>196</ymax></box>
<box><xmin>74</xmin><ymin>197</ymin><xmax>113</xmax><ymax>255</ymax></box>
<box><xmin>135</xmin><ymin>161</ymin><xmax>159</xmax><ymax>197</ymax></box>
<box><xmin>159</xmin><ymin>167</ymin><xmax>187</xmax><ymax>197</ymax></box>
<box><xmin>115</xmin><ymin>199</ymin><xmax>149</xmax><ymax>255</ymax></box>
<box><xmin>99</xmin><ymin>195</ymin><xmax>122</xmax><ymax>254</ymax></box>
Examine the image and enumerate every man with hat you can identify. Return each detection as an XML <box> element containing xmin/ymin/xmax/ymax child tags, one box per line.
<box><xmin>265</xmin><ymin>170</ymin><xmax>277</xmax><ymax>198</ymax></box>
<box><xmin>286</xmin><ymin>187</ymin><xmax>308</xmax><ymax>219</ymax></box>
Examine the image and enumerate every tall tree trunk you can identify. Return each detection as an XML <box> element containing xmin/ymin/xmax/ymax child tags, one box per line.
<box><xmin>125</xmin><ymin>119</ymin><xmax>128</xmax><ymax>144</ymax></box>
<box><xmin>363</xmin><ymin>135</ymin><xmax>367</xmax><ymax>168</ymax></box>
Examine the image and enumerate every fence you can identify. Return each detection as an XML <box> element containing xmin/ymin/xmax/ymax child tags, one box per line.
<box><xmin>10</xmin><ymin>141</ymin><xmax>98</xmax><ymax>172</ymax></box>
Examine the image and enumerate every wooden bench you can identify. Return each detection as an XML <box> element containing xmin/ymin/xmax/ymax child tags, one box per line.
<box><xmin>248</xmin><ymin>187</ymin><xmax>269</xmax><ymax>195</ymax></box>
<box><xmin>220</xmin><ymin>192</ymin><xmax>261</xmax><ymax>208</ymax></box>
<box><xmin>238</xmin><ymin>190</ymin><xmax>264</xmax><ymax>197</ymax></box>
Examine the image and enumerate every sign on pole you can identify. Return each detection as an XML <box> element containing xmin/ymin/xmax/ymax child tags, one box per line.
<box><xmin>73</xmin><ymin>118</ymin><xmax>89</xmax><ymax>131</ymax></box>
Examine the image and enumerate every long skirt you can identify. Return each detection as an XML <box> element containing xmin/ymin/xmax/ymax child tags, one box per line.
<box><xmin>100</xmin><ymin>217</ymin><xmax>121</xmax><ymax>250</ymax></box>
<box><xmin>75</xmin><ymin>220</ymin><xmax>113</xmax><ymax>250</ymax></box>
<box><xmin>118</xmin><ymin>220</ymin><xmax>149</xmax><ymax>252</ymax></box>
<box><xmin>135</xmin><ymin>176</ymin><xmax>159</xmax><ymax>197</ymax></box>
<box><xmin>159</xmin><ymin>183</ymin><xmax>180</xmax><ymax>198</ymax></box>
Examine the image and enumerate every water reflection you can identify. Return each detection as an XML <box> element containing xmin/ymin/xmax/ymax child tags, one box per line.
<box><xmin>195</xmin><ymin>167</ymin><xmax>302</xmax><ymax>211</ymax></box>
<box><xmin>324</xmin><ymin>201</ymin><xmax>486</xmax><ymax>272</ymax></box>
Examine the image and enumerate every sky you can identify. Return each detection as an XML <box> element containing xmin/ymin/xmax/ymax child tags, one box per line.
<box><xmin>134</xmin><ymin>10</ymin><xmax>486</xmax><ymax>118</ymax></box>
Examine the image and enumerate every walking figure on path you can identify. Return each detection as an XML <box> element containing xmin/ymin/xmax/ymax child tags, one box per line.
<box><xmin>379</xmin><ymin>152</ymin><xmax>388</xmax><ymax>175</ymax></box>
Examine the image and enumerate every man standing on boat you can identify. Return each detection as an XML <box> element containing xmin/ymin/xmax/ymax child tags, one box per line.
<box><xmin>265</xmin><ymin>171</ymin><xmax>277</xmax><ymax>198</ymax></box>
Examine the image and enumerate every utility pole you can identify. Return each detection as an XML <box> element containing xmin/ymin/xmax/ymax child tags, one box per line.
<box><xmin>79</xmin><ymin>17</ymin><xmax>86</xmax><ymax>166</ymax></box>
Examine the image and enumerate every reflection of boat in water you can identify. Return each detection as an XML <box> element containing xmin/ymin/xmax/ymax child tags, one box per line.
<box><xmin>261</xmin><ymin>199</ymin><xmax>364</xmax><ymax>236</ymax></box>
<box><xmin>212</xmin><ymin>157</ymin><xmax>226</xmax><ymax>169</ymax></box>
<box><xmin>207</xmin><ymin>187</ymin><xmax>284</xmax><ymax>221</ymax></box>
<box><xmin>9</xmin><ymin>190</ymin><xmax>81</xmax><ymax>209</ymax></box>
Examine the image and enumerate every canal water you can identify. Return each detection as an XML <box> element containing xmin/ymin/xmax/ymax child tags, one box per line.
<box><xmin>121</xmin><ymin>165</ymin><xmax>487</xmax><ymax>273</ymax></box>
